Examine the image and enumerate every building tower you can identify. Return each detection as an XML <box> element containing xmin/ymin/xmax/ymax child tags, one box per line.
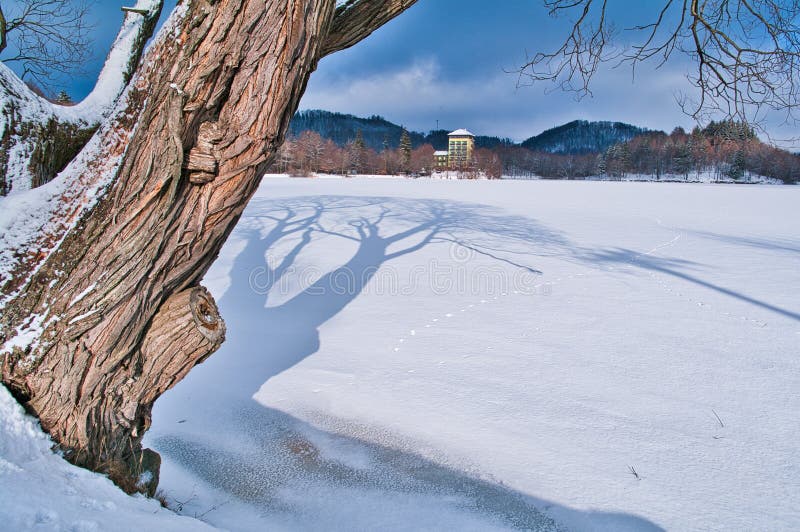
<box><xmin>447</xmin><ymin>129</ymin><xmax>475</xmax><ymax>167</ymax></box>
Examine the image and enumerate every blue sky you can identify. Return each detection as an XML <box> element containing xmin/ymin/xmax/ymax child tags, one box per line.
<box><xmin>3</xmin><ymin>1</ymin><xmax>797</xmax><ymax>145</ymax></box>
<box><xmin>304</xmin><ymin>1</ymin><xmax>700</xmax><ymax>141</ymax></box>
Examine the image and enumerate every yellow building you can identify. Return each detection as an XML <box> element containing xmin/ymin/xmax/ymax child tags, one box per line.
<box><xmin>447</xmin><ymin>129</ymin><xmax>475</xmax><ymax>167</ymax></box>
<box><xmin>434</xmin><ymin>150</ymin><xmax>449</xmax><ymax>168</ymax></box>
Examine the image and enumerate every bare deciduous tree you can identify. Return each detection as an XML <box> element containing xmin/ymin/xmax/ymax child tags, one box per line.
<box><xmin>0</xmin><ymin>0</ymin><xmax>416</xmax><ymax>495</ymax></box>
<box><xmin>519</xmin><ymin>0</ymin><xmax>800</xmax><ymax>129</ymax></box>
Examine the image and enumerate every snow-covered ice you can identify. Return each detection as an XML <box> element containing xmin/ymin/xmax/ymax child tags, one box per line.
<box><xmin>1</xmin><ymin>176</ymin><xmax>797</xmax><ymax>530</ymax></box>
<box><xmin>142</xmin><ymin>177</ymin><xmax>800</xmax><ymax>530</ymax></box>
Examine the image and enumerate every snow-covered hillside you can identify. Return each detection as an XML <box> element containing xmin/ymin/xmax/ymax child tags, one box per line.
<box><xmin>141</xmin><ymin>177</ymin><xmax>800</xmax><ymax>531</ymax></box>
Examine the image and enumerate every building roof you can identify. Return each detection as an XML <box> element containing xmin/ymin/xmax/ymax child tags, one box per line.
<box><xmin>434</xmin><ymin>150</ymin><xmax>449</xmax><ymax>156</ymax></box>
<box><xmin>448</xmin><ymin>128</ymin><xmax>475</xmax><ymax>137</ymax></box>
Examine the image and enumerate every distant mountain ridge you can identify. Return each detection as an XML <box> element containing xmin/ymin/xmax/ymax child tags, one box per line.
<box><xmin>290</xmin><ymin>110</ymin><xmax>653</xmax><ymax>154</ymax></box>
<box><xmin>521</xmin><ymin>120</ymin><xmax>652</xmax><ymax>154</ymax></box>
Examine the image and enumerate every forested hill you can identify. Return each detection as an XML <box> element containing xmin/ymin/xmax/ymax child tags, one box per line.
<box><xmin>289</xmin><ymin>110</ymin><xmax>512</xmax><ymax>151</ymax></box>
<box><xmin>289</xmin><ymin>110</ymin><xmax>425</xmax><ymax>151</ymax></box>
<box><xmin>521</xmin><ymin>120</ymin><xmax>652</xmax><ymax>154</ymax></box>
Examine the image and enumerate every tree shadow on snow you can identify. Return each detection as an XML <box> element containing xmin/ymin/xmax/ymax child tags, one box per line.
<box><xmin>149</xmin><ymin>195</ymin><xmax>664</xmax><ymax>530</ymax></box>
<box><xmin>162</xmin><ymin>195</ymin><xmax>567</xmax><ymax>406</ymax></box>
<box><xmin>677</xmin><ymin>228</ymin><xmax>800</xmax><ymax>257</ymax></box>
<box><xmin>580</xmin><ymin>246</ymin><xmax>800</xmax><ymax>322</ymax></box>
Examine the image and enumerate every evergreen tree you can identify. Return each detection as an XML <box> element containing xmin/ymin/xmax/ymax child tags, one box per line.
<box><xmin>350</xmin><ymin>129</ymin><xmax>366</xmax><ymax>173</ymax></box>
<box><xmin>596</xmin><ymin>153</ymin><xmax>606</xmax><ymax>176</ymax></box>
<box><xmin>618</xmin><ymin>143</ymin><xmax>631</xmax><ymax>176</ymax></box>
<box><xmin>399</xmin><ymin>128</ymin><xmax>412</xmax><ymax>174</ymax></box>
<box><xmin>674</xmin><ymin>142</ymin><xmax>693</xmax><ymax>177</ymax></box>
<box><xmin>728</xmin><ymin>148</ymin><xmax>746</xmax><ymax>180</ymax></box>
<box><xmin>605</xmin><ymin>144</ymin><xmax>628</xmax><ymax>178</ymax></box>
<box><xmin>55</xmin><ymin>90</ymin><xmax>72</xmax><ymax>104</ymax></box>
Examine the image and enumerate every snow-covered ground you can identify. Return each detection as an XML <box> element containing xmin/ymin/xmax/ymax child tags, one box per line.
<box><xmin>141</xmin><ymin>177</ymin><xmax>800</xmax><ymax>531</ymax></box>
<box><xmin>0</xmin><ymin>385</ymin><xmax>214</xmax><ymax>531</ymax></box>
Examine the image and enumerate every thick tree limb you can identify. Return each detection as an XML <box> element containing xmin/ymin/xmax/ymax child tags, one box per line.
<box><xmin>321</xmin><ymin>0</ymin><xmax>417</xmax><ymax>57</ymax></box>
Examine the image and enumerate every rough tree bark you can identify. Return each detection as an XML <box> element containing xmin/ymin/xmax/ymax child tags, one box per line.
<box><xmin>0</xmin><ymin>0</ymin><xmax>164</xmax><ymax>195</ymax></box>
<box><xmin>0</xmin><ymin>0</ymin><xmax>416</xmax><ymax>493</ymax></box>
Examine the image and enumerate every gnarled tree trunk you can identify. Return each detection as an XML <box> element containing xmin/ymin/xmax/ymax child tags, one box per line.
<box><xmin>0</xmin><ymin>0</ymin><xmax>415</xmax><ymax>493</ymax></box>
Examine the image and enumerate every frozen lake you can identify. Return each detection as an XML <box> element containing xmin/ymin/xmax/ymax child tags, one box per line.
<box><xmin>147</xmin><ymin>177</ymin><xmax>800</xmax><ymax>531</ymax></box>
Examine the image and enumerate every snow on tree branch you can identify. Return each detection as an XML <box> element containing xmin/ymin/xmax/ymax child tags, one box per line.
<box><xmin>0</xmin><ymin>1</ymin><xmax>180</xmax><ymax>307</ymax></box>
<box><xmin>0</xmin><ymin>0</ymin><xmax>163</xmax><ymax>195</ymax></box>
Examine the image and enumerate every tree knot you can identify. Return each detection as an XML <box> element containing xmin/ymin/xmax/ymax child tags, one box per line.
<box><xmin>186</xmin><ymin>121</ymin><xmax>222</xmax><ymax>185</ymax></box>
<box><xmin>189</xmin><ymin>285</ymin><xmax>225</xmax><ymax>344</ymax></box>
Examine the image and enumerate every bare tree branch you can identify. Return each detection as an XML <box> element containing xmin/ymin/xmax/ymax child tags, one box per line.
<box><xmin>0</xmin><ymin>0</ymin><xmax>95</xmax><ymax>90</ymax></box>
<box><xmin>518</xmin><ymin>0</ymin><xmax>800</xmax><ymax>130</ymax></box>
